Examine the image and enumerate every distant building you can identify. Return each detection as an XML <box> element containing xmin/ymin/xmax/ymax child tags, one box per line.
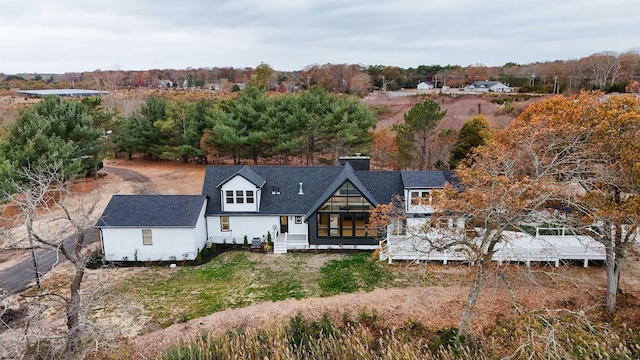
<box><xmin>463</xmin><ymin>81</ymin><xmax>512</xmax><ymax>93</ymax></box>
<box><xmin>158</xmin><ymin>79</ymin><xmax>174</xmax><ymax>88</ymax></box>
<box><xmin>16</xmin><ymin>89</ymin><xmax>108</xmax><ymax>98</ymax></box>
<box><xmin>417</xmin><ymin>82</ymin><xmax>434</xmax><ymax>90</ymax></box>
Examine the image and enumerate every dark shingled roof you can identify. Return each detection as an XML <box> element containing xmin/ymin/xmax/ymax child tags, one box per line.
<box><xmin>95</xmin><ymin>195</ymin><xmax>206</xmax><ymax>228</ymax></box>
<box><xmin>400</xmin><ymin>171</ymin><xmax>452</xmax><ymax>188</ymax></box>
<box><xmin>202</xmin><ymin>165</ymin><xmax>442</xmax><ymax>217</ymax></box>
<box><xmin>217</xmin><ymin>166</ymin><xmax>266</xmax><ymax>188</ymax></box>
<box><xmin>203</xmin><ymin>165</ymin><xmax>345</xmax><ymax>215</ymax></box>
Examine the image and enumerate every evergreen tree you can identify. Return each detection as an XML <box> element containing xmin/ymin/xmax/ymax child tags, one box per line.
<box><xmin>393</xmin><ymin>99</ymin><xmax>446</xmax><ymax>169</ymax></box>
<box><xmin>449</xmin><ymin>115</ymin><xmax>492</xmax><ymax>168</ymax></box>
<box><xmin>0</xmin><ymin>96</ymin><xmax>103</xmax><ymax>193</ymax></box>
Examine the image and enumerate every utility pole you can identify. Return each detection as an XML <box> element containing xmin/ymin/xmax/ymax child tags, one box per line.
<box><xmin>382</xmin><ymin>75</ymin><xmax>386</xmax><ymax>91</ymax></box>
<box><xmin>553</xmin><ymin>75</ymin><xmax>559</xmax><ymax>94</ymax></box>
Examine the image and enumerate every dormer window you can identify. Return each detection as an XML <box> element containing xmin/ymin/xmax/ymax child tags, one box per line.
<box><xmin>218</xmin><ymin>170</ymin><xmax>264</xmax><ymax>212</ymax></box>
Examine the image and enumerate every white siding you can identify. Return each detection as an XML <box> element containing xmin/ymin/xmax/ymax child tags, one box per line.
<box><xmin>101</xmin><ymin>202</ymin><xmax>207</xmax><ymax>262</ymax></box>
<box><xmin>286</xmin><ymin>215</ymin><xmax>307</xmax><ymax>234</ymax></box>
<box><xmin>206</xmin><ymin>214</ymin><xmax>308</xmax><ymax>244</ymax></box>
<box><xmin>220</xmin><ymin>176</ymin><xmax>261</xmax><ymax>212</ymax></box>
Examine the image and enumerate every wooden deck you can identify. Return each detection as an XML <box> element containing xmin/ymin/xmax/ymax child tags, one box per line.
<box><xmin>380</xmin><ymin>229</ymin><xmax>606</xmax><ymax>267</ymax></box>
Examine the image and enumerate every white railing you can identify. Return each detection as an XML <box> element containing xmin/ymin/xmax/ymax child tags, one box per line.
<box><xmin>382</xmin><ymin>229</ymin><xmax>605</xmax><ymax>267</ymax></box>
<box><xmin>274</xmin><ymin>233</ymin><xmax>308</xmax><ymax>254</ymax></box>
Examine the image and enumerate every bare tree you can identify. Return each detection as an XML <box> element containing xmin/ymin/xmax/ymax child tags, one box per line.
<box><xmin>0</xmin><ymin>161</ymin><xmax>101</xmax><ymax>355</ymax></box>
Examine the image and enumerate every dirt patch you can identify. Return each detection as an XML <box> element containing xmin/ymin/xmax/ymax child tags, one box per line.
<box><xmin>364</xmin><ymin>91</ymin><xmax>543</xmax><ymax>131</ymax></box>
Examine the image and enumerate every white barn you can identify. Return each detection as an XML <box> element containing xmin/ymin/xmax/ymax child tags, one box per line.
<box><xmin>96</xmin><ymin>195</ymin><xmax>208</xmax><ymax>262</ymax></box>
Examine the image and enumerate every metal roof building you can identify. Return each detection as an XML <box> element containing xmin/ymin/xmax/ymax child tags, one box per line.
<box><xmin>16</xmin><ymin>89</ymin><xmax>108</xmax><ymax>97</ymax></box>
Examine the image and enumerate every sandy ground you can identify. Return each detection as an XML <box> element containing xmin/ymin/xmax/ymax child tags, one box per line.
<box><xmin>363</xmin><ymin>91</ymin><xmax>540</xmax><ymax>131</ymax></box>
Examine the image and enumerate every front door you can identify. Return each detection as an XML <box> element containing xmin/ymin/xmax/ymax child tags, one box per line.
<box><xmin>280</xmin><ymin>216</ymin><xmax>289</xmax><ymax>233</ymax></box>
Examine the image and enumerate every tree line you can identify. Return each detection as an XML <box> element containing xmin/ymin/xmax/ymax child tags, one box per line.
<box><xmin>3</xmin><ymin>49</ymin><xmax>639</xmax><ymax>95</ymax></box>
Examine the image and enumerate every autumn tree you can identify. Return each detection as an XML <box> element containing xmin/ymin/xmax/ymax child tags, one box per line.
<box><xmin>448</xmin><ymin>92</ymin><xmax>639</xmax><ymax>337</ymax></box>
<box><xmin>379</xmin><ymin>92</ymin><xmax>638</xmax><ymax>340</ymax></box>
<box><xmin>511</xmin><ymin>92</ymin><xmax>640</xmax><ymax>313</ymax></box>
<box><xmin>370</xmin><ymin>128</ymin><xmax>397</xmax><ymax>169</ymax></box>
<box><xmin>249</xmin><ymin>63</ymin><xmax>276</xmax><ymax>90</ymax></box>
<box><xmin>393</xmin><ymin>99</ymin><xmax>447</xmax><ymax>170</ymax></box>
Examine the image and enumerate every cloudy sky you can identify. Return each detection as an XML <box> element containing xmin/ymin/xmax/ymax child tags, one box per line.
<box><xmin>1</xmin><ymin>0</ymin><xmax>638</xmax><ymax>74</ymax></box>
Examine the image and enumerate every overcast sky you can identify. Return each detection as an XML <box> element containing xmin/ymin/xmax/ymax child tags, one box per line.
<box><xmin>1</xmin><ymin>0</ymin><xmax>638</xmax><ymax>74</ymax></box>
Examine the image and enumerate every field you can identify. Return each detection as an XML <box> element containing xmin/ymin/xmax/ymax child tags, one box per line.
<box><xmin>1</xmin><ymin>159</ymin><xmax>639</xmax><ymax>359</ymax></box>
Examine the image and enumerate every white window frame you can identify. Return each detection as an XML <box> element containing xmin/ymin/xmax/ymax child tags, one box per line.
<box><xmin>142</xmin><ymin>229</ymin><xmax>153</xmax><ymax>245</ymax></box>
<box><xmin>220</xmin><ymin>216</ymin><xmax>230</xmax><ymax>231</ymax></box>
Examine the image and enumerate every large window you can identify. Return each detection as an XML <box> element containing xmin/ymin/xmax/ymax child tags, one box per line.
<box><xmin>142</xmin><ymin>229</ymin><xmax>153</xmax><ymax>245</ymax></box>
<box><xmin>220</xmin><ymin>216</ymin><xmax>230</xmax><ymax>231</ymax></box>
<box><xmin>317</xmin><ymin>182</ymin><xmax>373</xmax><ymax>237</ymax></box>
<box><xmin>246</xmin><ymin>190</ymin><xmax>254</xmax><ymax>204</ymax></box>
<box><xmin>225</xmin><ymin>190</ymin><xmax>234</xmax><ymax>204</ymax></box>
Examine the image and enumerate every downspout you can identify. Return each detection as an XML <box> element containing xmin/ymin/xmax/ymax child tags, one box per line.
<box><xmin>204</xmin><ymin>196</ymin><xmax>210</xmax><ymax>248</ymax></box>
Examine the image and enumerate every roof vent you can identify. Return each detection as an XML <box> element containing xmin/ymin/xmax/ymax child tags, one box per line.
<box><xmin>298</xmin><ymin>182</ymin><xmax>304</xmax><ymax>195</ymax></box>
<box><xmin>271</xmin><ymin>186</ymin><xmax>281</xmax><ymax>195</ymax></box>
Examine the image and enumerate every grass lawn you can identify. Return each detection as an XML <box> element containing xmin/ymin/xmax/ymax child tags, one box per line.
<box><xmin>105</xmin><ymin>251</ymin><xmax>420</xmax><ymax>328</ymax></box>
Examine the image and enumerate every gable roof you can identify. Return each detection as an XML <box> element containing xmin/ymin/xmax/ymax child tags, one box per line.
<box><xmin>304</xmin><ymin>163</ymin><xmax>381</xmax><ymax>219</ymax></box>
<box><xmin>95</xmin><ymin>195</ymin><xmax>206</xmax><ymax>228</ymax></box>
<box><xmin>217</xmin><ymin>166</ymin><xmax>266</xmax><ymax>188</ymax></box>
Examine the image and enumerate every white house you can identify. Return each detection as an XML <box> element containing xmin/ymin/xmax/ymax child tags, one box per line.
<box><xmin>96</xmin><ymin>157</ymin><xmax>457</xmax><ymax>258</ymax></box>
<box><xmin>96</xmin><ymin>195</ymin><xmax>208</xmax><ymax>261</ymax></box>
<box><xmin>464</xmin><ymin>81</ymin><xmax>512</xmax><ymax>93</ymax></box>
<box><xmin>417</xmin><ymin>82</ymin><xmax>434</xmax><ymax>90</ymax></box>
<box><xmin>200</xmin><ymin>157</ymin><xmax>457</xmax><ymax>253</ymax></box>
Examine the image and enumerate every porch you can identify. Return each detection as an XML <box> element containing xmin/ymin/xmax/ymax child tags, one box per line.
<box><xmin>273</xmin><ymin>233</ymin><xmax>309</xmax><ymax>254</ymax></box>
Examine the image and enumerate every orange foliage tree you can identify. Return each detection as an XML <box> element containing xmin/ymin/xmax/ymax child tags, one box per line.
<box><xmin>375</xmin><ymin>92</ymin><xmax>638</xmax><ymax>339</ymax></box>
<box><xmin>512</xmin><ymin>92</ymin><xmax>640</xmax><ymax>313</ymax></box>
<box><xmin>369</xmin><ymin>128</ymin><xmax>397</xmax><ymax>169</ymax></box>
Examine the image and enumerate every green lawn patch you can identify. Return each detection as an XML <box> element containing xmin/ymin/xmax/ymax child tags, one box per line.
<box><xmin>318</xmin><ymin>252</ymin><xmax>393</xmax><ymax>296</ymax></box>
